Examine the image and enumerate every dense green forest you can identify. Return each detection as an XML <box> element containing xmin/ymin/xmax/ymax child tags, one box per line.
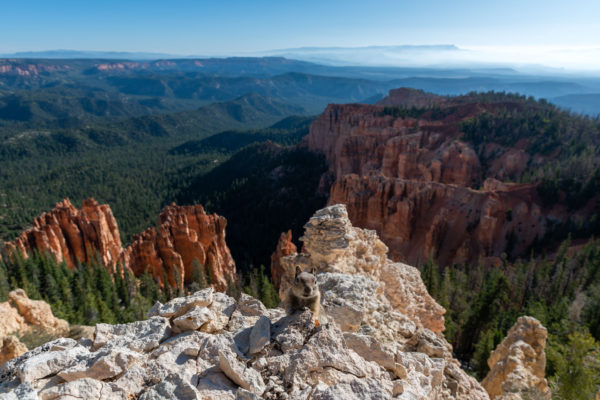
<box><xmin>420</xmin><ymin>237</ymin><xmax>600</xmax><ymax>397</ymax></box>
<box><xmin>0</xmin><ymin>250</ymin><xmax>280</xmax><ymax>326</ymax></box>
<box><xmin>175</xmin><ymin>141</ymin><xmax>328</xmax><ymax>272</ymax></box>
<box><xmin>0</xmin><ymin>96</ymin><xmax>313</xmax><ymax>243</ymax></box>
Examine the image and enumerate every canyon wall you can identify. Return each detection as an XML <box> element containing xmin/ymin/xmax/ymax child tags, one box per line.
<box><xmin>304</xmin><ymin>89</ymin><xmax>562</xmax><ymax>266</ymax></box>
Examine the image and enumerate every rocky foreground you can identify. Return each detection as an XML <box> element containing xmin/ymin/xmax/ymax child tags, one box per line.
<box><xmin>0</xmin><ymin>205</ymin><xmax>548</xmax><ymax>399</ymax></box>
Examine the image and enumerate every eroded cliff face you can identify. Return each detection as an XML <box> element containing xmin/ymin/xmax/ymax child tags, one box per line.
<box><xmin>303</xmin><ymin>89</ymin><xmax>560</xmax><ymax>266</ymax></box>
<box><xmin>482</xmin><ymin>316</ymin><xmax>549</xmax><ymax>400</ymax></box>
<box><xmin>0</xmin><ymin>205</ymin><xmax>490</xmax><ymax>399</ymax></box>
<box><xmin>122</xmin><ymin>203</ymin><xmax>236</xmax><ymax>291</ymax></box>
<box><xmin>5</xmin><ymin>200</ymin><xmax>236</xmax><ymax>291</ymax></box>
<box><xmin>330</xmin><ymin>174</ymin><xmax>544</xmax><ymax>266</ymax></box>
<box><xmin>6</xmin><ymin>199</ymin><xmax>123</xmax><ymax>272</ymax></box>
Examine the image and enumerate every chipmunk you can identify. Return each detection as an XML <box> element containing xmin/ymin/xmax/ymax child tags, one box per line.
<box><xmin>285</xmin><ymin>266</ymin><xmax>321</xmax><ymax>325</ymax></box>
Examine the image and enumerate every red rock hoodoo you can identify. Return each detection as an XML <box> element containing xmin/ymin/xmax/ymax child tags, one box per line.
<box><xmin>270</xmin><ymin>230</ymin><xmax>297</xmax><ymax>289</ymax></box>
<box><xmin>6</xmin><ymin>200</ymin><xmax>236</xmax><ymax>290</ymax></box>
<box><xmin>6</xmin><ymin>198</ymin><xmax>122</xmax><ymax>272</ymax></box>
<box><xmin>122</xmin><ymin>203</ymin><xmax>236</xmax><ymax>291</ymax></box>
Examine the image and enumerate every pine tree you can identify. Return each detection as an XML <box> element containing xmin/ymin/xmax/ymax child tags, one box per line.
<box><xmin>472</xmin><ymin>329</ymin><xmax>495</xmax><ymax>380</ymax></box>
<box><xmin>190</xmin><ymin>258</ymin><xmax>208</xmax><ymax>292</ymax></box>
<box><xmin>0</xmin><ymin>259</ymin><xmax>10</xmax><ymax>301</ymax></box>
<box><xmin>225</xmin><ymin>276</ymin><xmax>242</xmax><ymax>300</ymax></box>
<box><xmin>548</xmin><ymin>331</ymin><xmax>600</xmax><ymax>400</ymax></box>
<box><xmin>114</xmin><ymin>263</ymin><xmax>130</xmax><ymax>308</ymax></box>
<box><xmin>243</xmin><ymin>267</ymin><xmax>260</xmax><ymax>299</ymax></box>
<box><xmin>258</xmin><ymin>265</ymin><xmax>279</xmax><ymax>308</ymax></box>
<box><xmin>421</xmin><ymin>256</ymin><xmax>440</xmax><ymax>297</ymax></box>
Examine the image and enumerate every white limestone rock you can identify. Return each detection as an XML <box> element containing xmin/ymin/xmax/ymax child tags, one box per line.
<box><xmin>92</xmin><ymin>316</ymin><xmax>171</xmax><ymax>352</ymax></box>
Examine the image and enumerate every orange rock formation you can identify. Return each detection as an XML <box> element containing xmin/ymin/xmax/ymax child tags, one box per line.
<box><xmin>0</xmin><ymin>289</ymin><xmax>70</xmax><ymax>365</ymax></box>
<box><xmin>122</xmin><ymin>203</ymin><xmax>236</xmax><ymax>290</ymax></box>
<box><xmin>270</xmin><ymin>230</ymin><xmax>297</xmax><ymax>289</ymax></box>
<box><xmin>7</xmin><ymin>198</ymin><xmax>122</xmax><ymax>272</ymax></box>
<box><xmin>304</xmin><ymin>89</ymin><xmax>555</xmax><ymax>266</ymax></box>
<box><xmin>6</xmin><ymin>200</ymin><xmax>236</xmax><ymax>290</ymax></box>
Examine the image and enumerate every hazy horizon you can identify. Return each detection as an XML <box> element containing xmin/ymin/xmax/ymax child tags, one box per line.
<box><xmin>2</xmin><ymin>0</ymin><xmax>599</xmax><ymax>71</ymax></box>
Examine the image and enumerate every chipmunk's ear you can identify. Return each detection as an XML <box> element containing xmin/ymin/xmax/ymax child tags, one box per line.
<box><xmin>310</xmin><ymin>267</ymin><xmax>317</xmax><ymax>275</ymax></box>
<box><xmin>295</xmin><ymin>266</ymin><xmax>302</xmax><ymax>277</ymax></box>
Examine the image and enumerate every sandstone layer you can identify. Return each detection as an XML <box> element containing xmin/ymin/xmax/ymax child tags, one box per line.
<box><xmin>5</xmin><ymin>199</ymin><xmax>237</xmax><ymax>290</ymax></box>
<box><xmin>0</xmin><ymin>205</ymin><xmax>489</xmax><ymax>399</ymax></box>
<box><xmin>330</xmin><ymin>174</ymin><xmax>543</xmax><ymax>265</ymax></box>
<box><xmin>482</xmin><ymin>316</ymin><xmax>549</xmax><ymax>400</ymax></box>
<box><xmin>0</xmin><ymin>289</ymin><xmax>69</xmax><ymax>366</ymax></box>
<box><xmin>303</xmin><ymin>89</ymin><xmax>570</xmax><ymax>266</ymax></box>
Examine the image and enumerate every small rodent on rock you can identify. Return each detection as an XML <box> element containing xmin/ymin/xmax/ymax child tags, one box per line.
<box><xmin>285</xmin><ymin>266</ymin><xmax>321</xmax><ymax>325</ymax></box>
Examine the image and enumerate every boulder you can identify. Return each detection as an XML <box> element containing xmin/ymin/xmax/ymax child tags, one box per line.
<box><xmin>173</xmin><ymin>306</ymin><xmax>215</xmax><ymax>332</ymax></box>
<box><xmin>248</xmin><ymin>316</ymin><xmax>270</xmax><ymax>355</ymax></box>
<box><xmin>0</xmin><ymin>337</ymin><xmax>27</xmax><ymax>366</ymax></box>
<box><xmin>218</xmin><ymin>349</ymin><xmax>265</xmax><ymax>395</ymax></box>
<box><xmin>148</xmin><ymin>288</ymin><xmax>213</xmax><ymax>319</ymax></box>
<box><xmin>92</xmin><ymin>316</ymin><xmax>171</xmax><ymax>352</ymax></box>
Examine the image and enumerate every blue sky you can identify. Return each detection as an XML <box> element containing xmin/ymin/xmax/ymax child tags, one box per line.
<box><xmin>1</xmin><ymin>0</ymin><xmax>599</xmax><ymax>55</ymax></box>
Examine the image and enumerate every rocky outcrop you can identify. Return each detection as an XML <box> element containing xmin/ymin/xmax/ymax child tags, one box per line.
<box><xmin>0</xmin><ymin>206</ymin><xmax>488</xmax><ymax>399</ymax></box>
<box><xmin>122</xmin><ymin>203</ymin><xmax>236</xmax><ymax>290</ymax></box>
<box><xmin>279</xmin><ymin>204</ymin><xmax>446</xmax><ymax>333</ymax></box>
<box><xmin>6</xmin><ymin>200</ymin><xmax>237</xmax><ymax>290</ymax></box>
<box><xmin>482</xmin><ymin>316</ymin><xmax>549</xmax><ymax>400</ymax></box>
<box><xmin>6</xmin><ymin>199</ymin><xmax>123</xmax><ymax>272</ymax></box>
<box><xmin>0</xmin><ymin>337</ymin><xmax>27</xmax><ymax>367</ymax></box>
<box><xmin>303</xmin><ymin>90</ymin><xmax>557</xmax><ymax>266</ymax></box>
<box><xmin>270</xmin><ymin>230</ymin><xmax>297</xmax><ymax>289</ymax></box>
<box><xmin>0</xmin><ymin>290</ymin><xmax>69</xmax><ymax>366</ymax></box>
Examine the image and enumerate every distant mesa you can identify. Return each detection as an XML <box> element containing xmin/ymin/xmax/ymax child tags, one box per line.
<box><xmin>4</xmin><ymin>198</ymin><xmax>237</xmax><ymax>291</ymax></box>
